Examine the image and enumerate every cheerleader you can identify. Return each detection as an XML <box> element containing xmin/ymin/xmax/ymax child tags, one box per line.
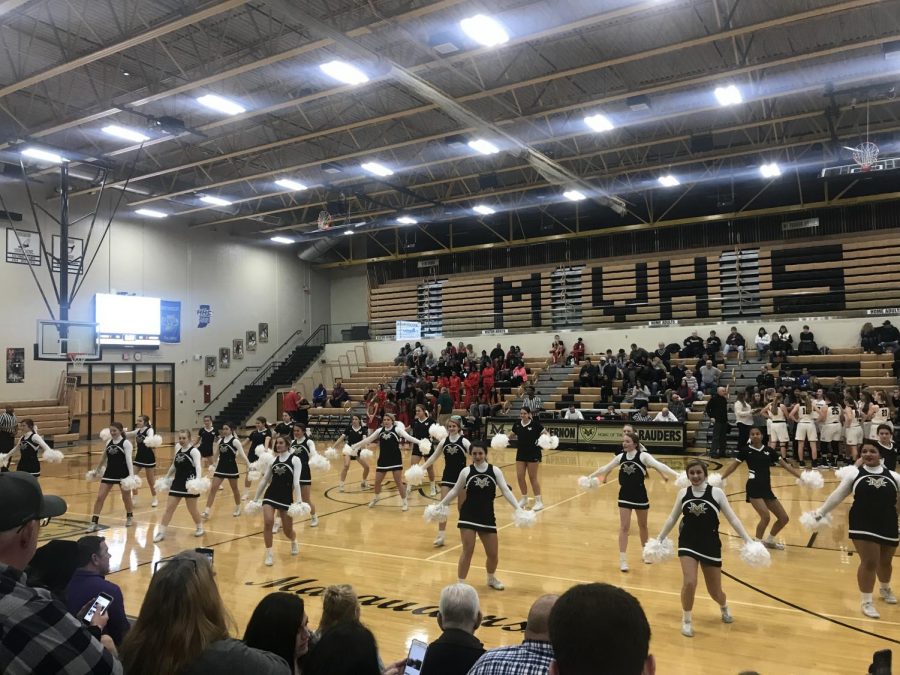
<box><xmin>844</xmin><ymin>397</ymin><xmax>864</xmax><ymax>461</ymax></box>
<box><xmin>126</xmin><ymin>416</ymin><xmax>159</xmax><ymax>507</ymax></box>
<box><xmin>351</xmin><ymin>413</ymin><xmax>414</xmax><ymax>510</ymax></box>
<box><xmin>587</xmin><ymin>431</ymin><xmax>679</xmax><ymax>571</ymax></box>
<box><xmin>244</xmin><ymin>417</ymin><xmax>272</xmax><ymax>498</ymax></box>
<box><xmin>274</xmin><ymin>411</ymin><xmax>295</xmax><ymax>437</ymax></box>
<box><xmin>790</xmin><ymin>393</ymin><xmax>825</xmax><ymax>467</ymax></box>
<box><xmin>153</xmin><ymin>429</ymin><xmax>204</xmax><ymax>542</ymax></box>
<box><xmin>763</xmin><ymin>394</ymin><xmax>790</xmax><ymax>460</ymax></box>
<box><xmin>87</xmin><ymin>422</ymin><xmax>135</xmax><ymax>531</ymax></box>
<box><xmin>811</xmin><ymin>439</ymin><xmax>899</xmax><ymax>618</ymax></box>
<box><xmin>432</xmin><ymin>444</ymin><xmax>523</xmax><ymax>590</ymax></box>
<box><xmin>875</xmin><ymin>424</ymin><xmax>898</xmax><ymax>471</ymax></box>
<box><xmin>2</xmin><ymin>418</ymin><xmax>56</xmax><ymax>477</ymax></box>
<box><xmin>654</xmin><ymin>459</ymin><xmax>756</xmax><ymax>637</ymax></box>
<box><xmin>820</xmin><ymin>392</ymin><xmax>844</xmax><ymax>467</ymax></box>
<box><xmin>509</xmin><ymin>407</ymin><xmax>547</xmax><ymax>510</ymax></box>
<box><xmin>333</xmin><ymin>414</ymin><xmax>371</xmax><ymax>491</ymax></box>
<box><xmin>421</xmin><ymin>415</ymin><xmax>472</xmax><ymax>547</ymax></box>
<box><xmin>202</xmin><ymin>422</ymin><xmax>250</xmax><ymax>519</ymax></box>
<box><xmin>719</xmin><ymin>427</ymin><xmax>802</xmax><ymax>549</ymax></box>
<box><xmin>198</xmin><ymin>415</ymin><xmax>217</xmax><ymax>469</ymax></box>
<box><xmin>252</xmin><ymin>434</ymin><xmax>302</xmax><ymax>566</ymax></box>
<box><xmin>408</xmin><ymin>404</ymin><xmax>437</xmax><ymax>496</ymax></box>
<box><xmin>866</xmin><ymin>391</ymin><xmax>894</xmax><ymax>440</ymax></box>
<box><xmin>287</xmin><ymin>423</ymin><xmax>318</xmax><ymax>527</ymax></box>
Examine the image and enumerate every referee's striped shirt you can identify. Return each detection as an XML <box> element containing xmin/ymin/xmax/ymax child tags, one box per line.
<box><xmin>0</xmin><ymin>411</ymin><xmax>15</xmax><ymax>434</ymax></box>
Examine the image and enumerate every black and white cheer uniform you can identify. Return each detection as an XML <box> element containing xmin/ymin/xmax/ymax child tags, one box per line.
<box><xmin>15</xmin><ymin>432</ymin><xmax>45</xmax><ymax>476</ymax></box>
<box><xmin>820</xmin><ymin>465</ymin><xmax>900</xmax><ymax>546</ymax></box>
<box><xmin>458</xmin><ymin>463</ymin><xmax>500</xmax><ymax>532</ymax></box>
<box><xmin>410</xmin><ymin>417</ymin><xmax>434</xmax><ymax>458</ymax></box>
<box><xmin>737</xmin><ymin>444</ymin><xmax>780</xmax><ymax>501</ymax></box>
<box><xmin>247</xmin><ymin>427</ymin><xmax>272</xmax><ymax>463</ymax></box>
<box><xmin>132</xmin><ymin>426</ymin><xmax>156</xmax><ymax>468</ymax></box>
<box><xmin>101</xmin><ymin>439</ymin><xmax>132</xmax><ymax>484</ymax></box>
<box><xmin>214</xmin><ymin>436</ymin><xmax>242</xmax><ymax>478</ymax></box>
<box><xmin>262</xmin><ymin>453</ymin><xmax>301</xmax><ymax>511</ymax></box>
<box><xmin>436</xmin><ymin>433</ymin><xmax>471</xmax><ymax>488</ymax></box>
<box><xmin>290</xmin><ymin>437</ymin><xmax>313</xmax><ymax>485</ymax></box>
<box><xmin>170</xmin><ymin>444</ymin><xmax>200</xmax><ymax>498</ymax></box>
<box><xmin>511</xmin><ymin>419</ymin><xmax>544</xmax><ymax>463</ymax></box>
<box><xmin>198</xmin><ymin>425</ymin><xmax>218</xmax><ymax>458</ymax></box>
<box><xmin>343</xmin><ymin>425</ymin><xmax>366</xmax><ymax>459</ymax></box>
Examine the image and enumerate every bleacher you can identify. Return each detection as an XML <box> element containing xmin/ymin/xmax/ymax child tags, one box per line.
<box><xmin>0</xmin><ymin>399</ymin><xmax>77</xmax><ymax>446</ymax></box>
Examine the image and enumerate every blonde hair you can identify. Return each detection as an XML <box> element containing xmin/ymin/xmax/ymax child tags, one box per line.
<box><xmin>319</xmin><ymin>584</ymin><xmax>360</xmax><ymax>634</ymax></box>
<box><xmin>121</xmin><ymin>551</ymin><xmax>232</xmax><ymax>675</ymax></box>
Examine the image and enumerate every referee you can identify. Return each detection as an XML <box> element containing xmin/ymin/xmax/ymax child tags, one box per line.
<box><xmin>0</xmin><ymin>406</ymin><xmax>16</xmax><ymax>457</ymax></box>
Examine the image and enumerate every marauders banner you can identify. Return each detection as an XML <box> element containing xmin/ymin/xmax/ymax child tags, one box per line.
<box><xmin>486</xmin><ymin>418</ymin><xmax>685</xmax><ymax>453</ymax></box>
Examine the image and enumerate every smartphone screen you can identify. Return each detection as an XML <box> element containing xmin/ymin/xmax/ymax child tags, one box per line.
<box><xmin>404</xmin><ymin>639</ymin><xmax>428</xmax><ymax>675</ymax></box>
<box><xmin>196</xmin><ymin>547</ymin><xmax>214</xmax><ymax>565</ymax></box>
<box><xmin>83</xmin><ymin>593</ymin><xmax>113</xmax><ymax>623</ymax></box>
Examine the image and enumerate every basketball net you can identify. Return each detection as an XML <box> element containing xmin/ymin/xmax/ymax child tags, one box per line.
<box><xmin>317</xmin><ymin>210</ymin><xmax>332</xmax><ymax>230</ymax></box>
<box><xmin>67</xmin><ymin>352</ymin><xmax>88</xmax><ymax>369</ymax></box>
<box><xmin>847</xmin><ymin>101</ymin><xmax>879</xmax><ymax>171</ymax></box>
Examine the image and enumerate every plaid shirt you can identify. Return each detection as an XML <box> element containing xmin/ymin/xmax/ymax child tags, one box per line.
<box><xmin>0</xmin><ymin>563</ymin><xmax>122</xmax><ymax>674</ymax></box>
<box><xmin>468</xmin><ymin>640</ymin><xmax>554</xmax><ymax>675</ymax></box>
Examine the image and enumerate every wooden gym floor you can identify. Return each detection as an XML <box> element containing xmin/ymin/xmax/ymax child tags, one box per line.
<box><xmin>34</xmin><ymin>439</ymin><xmax>897</xmax><ymax>674</ymax></box>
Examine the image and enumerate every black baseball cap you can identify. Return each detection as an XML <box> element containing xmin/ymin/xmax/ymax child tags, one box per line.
<box><xmin>0</xmin><ymin>472</ymin><xmax>67</xmax><ymax>531</ymax></box>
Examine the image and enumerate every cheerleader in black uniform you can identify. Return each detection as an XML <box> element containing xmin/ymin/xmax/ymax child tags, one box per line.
<box><xmin>588</xmin><ymin>430</ymin><xmax>679</xmax><ymax>572</ymax></box>
<box><xmin>720</xmin><ymin>427</ymin><xmax>802</xmax><ymax>549</ymax></box>
<box><xmin>153</xmin><ymin>429</ymin><xmax>204</xmax><ymax>542</ymax></box>
<box><xmin>3</xmin><ymin>418</ymin><xmax>55</xmax><ymax>477</ymax></box>
<box><xmin>875</xmin><ymin>424</ymin><xmax>898</xmax><ymax>471</ymax></box>
<box><xmin>813</xmin><ymin>439</ymin><xmax>900</xmax><ymax>618</ymax></box>
<box><xmin>433</xmin><ymin>444</ymin><xmax>522</xmax><ymax>590</ymax></box>
<box><xmin>198</xmin><ymin>415</ymin><xmax>217</xmax><ymax>469</ymax></box>
<box><xmin>333</xmin><ymin>414</ymin><xmax>371</xmax><ymax>492</ymax></box>
<box><xmin>126</xmin><ymin>416</ymin><xmax>159</xmax><ymax>507</ymax></box>
<box><xmin>408</xmin><ymin>404</ymin><xmax>438</xmax><ymax>496</ymax></box>
<box><xmin>202</xmin><ymin>422</ymin><xmax>250</xmax><ymax>519</ymax></box>
<box><xmin>244</xmin><ymin>417</ymin><xmax>272</xmax><ymax>498</ymax></box>
<box><xmin>351</xmin><ymin>413</ymin><xmax>415</xmax><ymax>511</ymax></box>
<box><xmin>252</xmin><ymin>434</ymin><xmax>302</xmax><ymax>566</ymax></box>
<box><xmin>422</xmin><ymin>415</ymin><xmax>472</xmax><ymax>547</ymax></box>
<box><xmin>509</xmin><ymin>407</ymin><xmax>547</xmax><ymax>511</ymax></box>
<box><xmin>654</xmin><ymin>459</ymin><xmax>755</xmax><ymax>637</ymax></box>
<box><xmin>288</xmin><ymin>423</ymin><xmax>318</xmax><ymax>527</ymax></box>
<box><xmin>87</xmin><ymin>422</ymin><xmax>135</xmax><ymax>531</ymax></box>
<box><xmin>274</xmin><ymin>411</ymin><xmax>295</xmax><ymax>437</ymax></box>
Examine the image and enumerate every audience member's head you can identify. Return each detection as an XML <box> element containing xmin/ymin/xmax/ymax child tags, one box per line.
<box><xmin>76</xmin><ymin>535</ymin><xmax>111</xmax><ymax>575</ymax></box>
<box><xmin>120</xmin><ymin>550</ymin><xmax>231</xmax><ymax>675</ymax></box>
<box><xmin>549</xmin><ymin>583</ymin><xmax>654</xmax><ymax>675</ymax></box>
<box><xmin>302</xmin><ymin>621</ymin><xmax>381</xmax><ymax>675</ymax></box>
<box><xmin>320</xmin><ymin>584</ymin><xmax>361</xmax><ymax>634</ymax></box>
<box><xmin>438</xmin><ymin>583</ymin><xmax>482</xmax><ymax>633</ymax></box>
<box><xmin>0</xmin><ymin>472</ymin><xmax>66</xmax><ymax>571</ymax></box>
<box><xmin>244</xmin><ymin>592</ymin><xmax>310</xmax><ymax>670</ymax></box>
<box><xmin>524</xmin><ymin>594</ymin><xmax>558</xmax><ymax>641</ymax></box>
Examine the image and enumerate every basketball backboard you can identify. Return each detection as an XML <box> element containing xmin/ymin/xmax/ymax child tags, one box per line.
<box><xmin>35</xmin><ymin>319</ymin><xmax>101</xmax><ymax>361</ymax></box>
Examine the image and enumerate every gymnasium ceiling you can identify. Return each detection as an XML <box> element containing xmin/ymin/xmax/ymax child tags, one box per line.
<box><xmin>0</xmin><ymin>0</ymin><xmax>898</xmax><ymax>264</ymax></box>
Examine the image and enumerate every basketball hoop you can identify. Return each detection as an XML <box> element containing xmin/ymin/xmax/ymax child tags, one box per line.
<box><xmin>317</xmin><ymin>210</ymin><xmax>333</xmax><ymax>230</ymax></box>
<box><xmin>848</xmin><ymin>141</ymin><xmax>880</xmax><ymax>171</ymax></box>
<box><xmin>67</xmin><ymin>352</ymin><xmax>88</xmax><ymax>369</ymax></box>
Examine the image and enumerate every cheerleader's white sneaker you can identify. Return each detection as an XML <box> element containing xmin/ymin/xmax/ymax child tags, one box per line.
<box><xmin>619</xmin><ymin>560</ymin><xmax>629</xmax><ymax>572</ymax></box>
<box><xmin>401</xmin><ymin>499</ymin><xmax>409</xmax><ymax>512</ymax></box>
<box><xmin>125</xmin><ymin>516</ymin><xmax>134</xmax><ymax>527</ymax></box>
<box><xmin>194</xmin><ymin>526</ymin><xmax>204</xmax><ymax>537</ymax></box>
<box><xmin>151</xmin><ymin>497</ymin><xmax>159</xmax><ymax>508</ymax></box>
<box><xmin>339</xmin><ymin>482</ymin><xmax>345</xmax><ymax>493</ymax></box>
<box><xmin>487</xmin><ymin>576</ymin><xmax>505</xmax><ymax>591</ymax></box>
<box><xmin>86</xmin><ymin>522</ymin><xmax>100</xmax><ymax>533</ymax></box>
<box><xmin>433</xmin><ymin>534</ymin><xmax>445</xmax><ymax>547</ymax></box>
<box><xmin>681</xmin><ymin>621</ymin><xmax>694</xmax><ymax>637</ymax></box>
<box><xmin>517</xmin><ymin>496</ymin><xmax>528</xmax><ymax>508</ymax></box>
<box><xmin>862</xmin><ymin>601</ymin><xmax>881</xmax><ymax>619</ymax></box>
<box><xmin>290</xmin><ymin>541</ymin><xmax>300</xmax><ymax>555</ymax></box>
<box><xmin>533</xmin><ymin>497</ymin><xmax>545</xmax><ymax>512</ymax></box>
<box><xmin>368</xmin><ymin>498</ymin><xmax>377</xmax><ymax>508</ymax></box>
<box><xmin>232</xmin><ymin>505</ymin><xmax>241</xmax><ymax>517</ymax></box>
<box><xmin>201</xmin><ymin>510</ymin><xmax>210</xmax><ymax>521</ymax></box>
<box><xmin>881</xmin><ymin>587</ymin><xmax>898</xmax><ymax>604</ymax></box>
<box><xmin>429</xmin><ymin>484</ymin><xmax>438</xmax><ymax>496</ymax></box>
<box><xmin>152</xmin><ymin>531</ymin><xmax>165</xmax><ymax>543</ymax></box>
<box><xmin>720</xmin><ymin>606</ymin><xmax>734</xmax><ymax>624</ymax></box>
<box><xmin>264</xmin><ymin>551</ymin><xmax>274</xmax><ymax>566</ymax></box>
<box><xmin>310</xmin><ymin>515</ymin><xmax>319</xmax><ymax>527</ymax></box>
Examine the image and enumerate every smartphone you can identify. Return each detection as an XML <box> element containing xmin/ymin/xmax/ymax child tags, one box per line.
<box><xmin>196</xmin><ymin>547</ymin><xmax>214</xmax><ymax>565</ymax></box>
<box><xmin>83</xmin><ymin>592</ymin><xmax>113</xmax><ymax>623</ymax></box>
<box><xmin>403</xmin><ymin>639</ymin><xmax>428</xmax><ymax>675</ymax></box>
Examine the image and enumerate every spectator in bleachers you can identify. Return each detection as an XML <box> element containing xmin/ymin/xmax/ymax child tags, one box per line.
<box><xmin>879</xmin><ymin>320</ymin><xmax>900</xmax><ymax>353</ymax></box>
<box><xmin>468</xmin><ymin>594</ymin><xmax>557</xmax><ymax>675</ymax></box>
<box><xmin>511</xmin><ymin>363</ymin><xmax>528</xmax><ymax>388</ymax></box>
<box><xmin>667</xmin><ymin>393</ymin><xmax>688</xmax><ymax>421</ymax></box>
<box><xmin>449</xmin><ymin>373</ymin><xmax>462</xmax><ymax>406</ymax></box>
<box><xmin>631</xmin><ymin>384</ymin><xmax>650</xmax><ymax>410</ymax></box>
<box><xmin>706</xmin><ymin>386</ymin><xmax>730</xmax><ymax>459</ymax></box>
<box><xmin>755</xmin><ymin>327</ymin><xmax>771</xmax><ymax>361</ymax></box>
<box><xmin>601</xmin><ymin>358</ymin><xmax>619</xmax><ymax>401</ymax></box>
<box><xmin>65</xmin><ymin>536</ymin><xmax>130</xmax><ymax>647</ymax></box>
<box><xmin>603</xmin><ymin>405</ymin><xmax>620</xmax><ymax>421</ymax></box>
<box><xmin>548</xmin><ymin>340</ymin><xmax>564</xmax><ymax>366</ymax></box>
<box><xmin>563</xmin><ymin>405</ymin><xmax>584</xmax><ymax>421</ymax></box>
<box><xmin>798</xmin><ymin>367</ymin><xmax>811</xmax><ymax>390</ymax></box>
<box><xmin>649</xmin><ymin>357</ymin><xmax>667</xmax><ymax>395</ymax></box>
<box><xmin>489</xmin><ymin>343</ymin><xmax>505</xmax><ymax>367</ymax></box>
<box><xmin>771</xmin><ymin>325</ymin><xmax>792</xmax><ymax>363</ymax></box>
<box><xmin>312</xmin><ymin>383</ymin><xmax>327</xmax><ymax>408</ymax></box>
<box><xmin>437</xmin><ymin>387</ymin><xmax>454</xmax><ymax>426</ymax></box>
<box><xmin>669</xmin><ymin>361</ymin><xmax>685</xmax><ymax>388</ymax></box>
<box><xmin>757</xmin><ymin>365</ymin><xmax>775</xmax><ymax>390</ymax></box>
<box><xmin>653</xmin><ymin>407</ymin><xmax>679</xmax><ymax>423</ymax></box>
<box><xmin>579</xmin><ymin>358</ymin><xmax>598</xmax><ymax>388</ymax></box>
<box><xmin>861</xmin><ymin>322</ymin><xmax>879</xmax><ymax>353</ymax></box>
<box><xmin>797</xmin><ymin>325</ymin><xmax>819</xmax><ymax>354</ymax></box>
<box><xmin>302</xmin><ymin>621</ymin><xmax>386</xmax><ymax>675</ymax></box>
<box><xmin>679</xmin><ymin>375</ymin><xmax>698</xmax><ymax>406</ymax></box>
<box><xmin>614</xmin><ymin>349</ymin><xmax>628</xmax><ymax>369</ymax></box>
<box><xmin>243</xmin><ymin>592</ymin><xmax>310</xmax><ymax>673</ymax></box>
<box><xmin>330</xmin><ymin>380</ymin><xmax>350</xmax><ymax>408</ymax></box>
<box><xmin>629</xmin><ymin>343</ymin><xmax>649</xmax><ymax>363</ymax></box>
<box><xmin>420</xmin><ymin>584</ymin><xmax>484</xmax><ymax>675</ymax></box>
<box><xmin>521</xmin><ymin>387</ymin><xmax>544</xmax><ymax>414</ymax></box>
<box><xmin>723</xmin><ymin>327</ymin><xmax>746</xmax><ymax>362</ymax></box>
<box><xmin>571</xmin><ymin>338</ymin><xmax>585</xmax><ymax>364</ymax></box>
<box><xmin>682</xmin><ymin>330</ymin><xmax>705</xmax><ymax>358</ymax></box>
<box><xmin>698</xmin><ymin>360</ymin><xmax>721</xmax><ymax>394</ymax></box>
<box><xmin>463</xmin><ymin>368</ymin><xmax>481</xmax><ymax>408</ymax></box>
<box><xmin>481</xmin><ymin>362</ymin><xmax>495</xmax><ymax>400</ymax></box>
<box><xmin>704</xmin><ymin>330</ymin><xmax>722</xmax><ymax>361</ymax></box>
<box><xmin>394</xmin><ymin>344</ymin><xmax>412</xmax><ymax>366</ymax></box>
<box><xmin>653</xmin><ymin>342</ymin><xmax>668</xmax><ymax>364</ymax></box>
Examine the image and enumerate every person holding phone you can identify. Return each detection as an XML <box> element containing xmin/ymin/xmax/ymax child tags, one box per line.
<box><xmin>66</xmin><ymin>535</ymin><xmax>130</xmax><ymax>646</ymax></box>
<box><xmin>154</xmin><ymin>430</ymin><xmax>205</xmax><ymax>542</ymax></box>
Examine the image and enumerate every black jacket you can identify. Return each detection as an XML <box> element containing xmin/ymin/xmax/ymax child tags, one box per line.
<box><xmin>707</xmin><ymin>394</ymin><xmax>729</xmax><ymax>422</ymax></box>
<box><xmin>421</xmin><ymin>628</ymin><xmax>485</xmax><ymax>675</ymax></box>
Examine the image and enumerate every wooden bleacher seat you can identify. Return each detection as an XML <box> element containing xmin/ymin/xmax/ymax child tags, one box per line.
<box><xmin>0</xmin><ymin>399</ymin><xmax>72</xmax><ymax>441</ymax></box>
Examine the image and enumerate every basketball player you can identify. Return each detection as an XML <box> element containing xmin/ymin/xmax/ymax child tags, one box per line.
<box><xmin>153</xmin><ymin>429</ymin><xmax>204</xmax><ymax>542</ymax></box>
<box><xmin>288</xmin><ymin>423</ymin><xmax>318</xmax><ymax>527</ymax></box>
<box><xmin>587</xmin><ymin>431</ymin><xmax>679</xmax><ymax>571</ymax></box>
<box><xmin>87</xmin><ymin>422</ymin><xmax>135</xmax><ymax>531</ymax></box>
<box><xmin>820</xmin><ymin>391</ymin><xmax>844</xmax><ymax>468</ymax></box>
<box><xmin>252</xmin><ymin>434</ymin><xmax>302</xmax><ymax>566</ymax></box>
<box><xmin>845</xmin><ymin>397</ymin><xmax>864</xmax><ymax>462</ymax></box>
<box><xmin>508</xmin><ymin>407</ymin><xmax>547</xmax><ymax>510</ymax></box>
<box><xmin>421</xmin><ymin>415</ymin><xmax>471</xmax><ymax>547</ymax></box>
<box><xmin>126</xmin><ymin>416</ymin><xmax>159</xmax><ymax>507</ymax></box>
<box><xmin>333</xmin><ymin>414</ymin><xmax>371</xmax><ymax>491</ymax></box>
<box><xmin>719</xmin><ymin>427</ymin><xmax>803</xmax><ymax>549</ymax></box>
<box><xmin>351</xmin><ymin>413</ymin><xmax>414</xmax><ymax>510</ymax></box>
<box><xmin>408</xmin><ymin>404</ymin><xmax>438</xmax><ymax>496</ymax></box>
<box><xmin>866</xmin><ymin>391</ymin><xmax>894</xmax><ymax>440</ymax></box>
<box><xmin>790</xmin><ymin>393</ymin><xmax>825</xmax><ymax>467</ymax></box>
<box><xmin>197</xmin><ymin>415</ymin><xmax>217</xmax><ymax>469</ymax></box>
<box><xmin>3</xmin><ymin>418</ymin><xmax>55</xmax><ymax>477</ymax></box>
<box><xmin>653</xmin><ymin>458</ymin><xmax>756</xmax><ymax>637</ymax></box>
<box><xmin>763</xmin><ymin>394</ymin><xmax>791</xmax><ymax>460</ymax></box>
<box><xmin>202</xmin><ymin>422</ymin><xmax>250</xmax><ymax>519</ymax></box>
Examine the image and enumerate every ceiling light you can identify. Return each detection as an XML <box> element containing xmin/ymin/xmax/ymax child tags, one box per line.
<box><xmin>322</xmin><ymin>162</ymin><xmax>343</xmax><ymax>174</ymax></box>
<box><xmin>320</xmin><ymin>60</ymin><xmax>369</xmax><ymax>85</ymax></box>
<box><xmin>361</xmin><ymin>161</ymin><xmax>393</xmax><ymax>177</ymax></box>
<box><xmin>397</xmin><ymin>216</ymin><xmax>417</xmax><ymax>225</ymax></box>
<box><xmin>134</xmin><ymin>208</ymin><xmax>167</xmax><ymax>218</ymax></box>
<box><xmin>343</xmin><ymin>229</ymin><xmax>354</xmax><ymax>235</ymax></box>
<box><xmin>460</xmin><ymin>14</ymin><xmax>509</xmax><ymax>47</ymax></box>
<box><xmin>658</xmin><ymin>174</ymin><xmax>680</xmax><ymax>187</ymax></box>
<box><xmin>275</xmin><ymin>178</ymin><xmax>308</xmax><ymax>191</ymax></box>
<box><xmin>759</xmin><ymin>162</ymin><xmax>782</xmax><ymax>178</ymax></box>
<box><xmin>468</xmin><ymin>139</ymin><xmax>499</xmax><ymax>155</ymax></box>
<box><xmin>626</xmin><ymin>95</ymin><xmax>651</xmax><ymax>111</ymax></box>
<box><xmin>199</xmin><ymin>195</ymin><xmax>232</xmax><ymax>206</ymax></box>
<box><xmin>473</xmin><ymin>204</ymin><xmax>495</xmax><ymax>215</ymax></box>
<box><xmin>270</xmin><ymin>236</ymin><xmax>295</xmax><ymax>244</ymax></box>
<box><xmin>102</xmin><ymin>124</ymin><xmax>149</xmax><ymax>143</ymax></box>
<box><xmin>563</xmin><ymin>190</ymin><xmax>586</xmax><ymax>202</ymax></box>
<box><xmin>196</xmin><ymin>93</ymin><xmax>246</xmax><ymax>116</ymax></box>
<box><xmin>714</xmin><ymin>84</ymin><xmax>743</xmax><ymax>106</ymax></box>
<box><xmin>21</xmin><ymin>147</ymin><xmax>66</xmax><ymax>163</ymax></box>
<box><xmin>584</xmin><ymin>114</ymin><xmax>614</xmax><ymax>132</ymax></box>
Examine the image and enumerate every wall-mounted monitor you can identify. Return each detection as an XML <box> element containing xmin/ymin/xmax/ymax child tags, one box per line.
<box><xmin>94</xmin><ymin>293</ymin><xmax>161</xmax><ymax>347</ymax></box>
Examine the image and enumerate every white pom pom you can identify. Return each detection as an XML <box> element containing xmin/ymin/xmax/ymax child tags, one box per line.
<box><xmin>145</xmin><ymin>434</ymin><xmax>163</xmax><ymax>448</ymax></box>
<box><xmin>99</xmin><ymin>428</ymin><xmax>111</xmax><ymax>442</ymax></box>
<box><xmin>548</xmin><ymin>435</ymin><xmax>559</xmax><ymax>449</ymax></box>
<box><xmin>405</xmin><ymin>464</ymin><xmax>425</xmax><ymax>486</ymax></box>
<box><xmin>423</xmin><ymin>504</ymin><xmax>449</xmax><ymax>523</ymax></box>
<box><xmin>642</xmin><ymin>537</ymin><xmax>675</xmax><ymax>563</ymax></box>
<box><xmin>395</xmin><ymin>421</ymin><xmax>406</xmax><ymax>434</ymax></box>
<box><xmin>740</xmin><ymin>540</ymin><xmax>772</xmax><ymax>568</ymax></box>
<box><xmin>0</xmin><ymin>453</ymin><xmax>8</xmax><ymax>467</ymax></box>
<box><xmin>120</xmin><ymin>475</ymin><xmax>139</xmax><ymax>491</ymax></box>
<box><xmin>800</xmin><ymin>511</ymin><xmax>832</xmax><ymax>532</ymax></box>
<box><xmin>538</xmin><ymin>434</ymin><xmax>553</xmax><ymax>450</ymax></box>
<box><xmin>707</xmin><ymin>472</ymin><xmax>724</xmax><ymax>488</ymax></box>
<box><xmin>491</xmin><ymin>433</ymin><xmax>509</xmax><ymax>449</ymax></box>
<box><xmin>254</xmin><ymin>444</ymin><xmax>266</xmax><ymax>457</ymax></box>
<box><xmin>324</xmin><ymin>446</ymin><xmax>339</xmax><ymax>460</ymax></box>
<box><xmin>254</xmin><ymin>453</ymin><xmax>275</xmax><ymax>470</ymax></box>
<box><xmin>309</xmin><ymin>453</ymin><xmax>330</xmax><ymax>471</ymax></box>
<box><xmin>186</xmin><ymin>477</ymin><xmax>210</xmax><ymax>495</ymax></box>
<box><xmin>418</xmin><ymin>438</ymin><xmax>432</xmax><ymax>454</ymax></box>
<box><xmin>360</xmin><ymin>448</ymin><xmax>374</xmax><ymax>461</ymax></box>
<box><xmin>342</xmin><ymin>444</ymin><xmax>355</xmax><ymax>457</ymax></box>
<box><xmin>513</xmin><ymin>508</ymin><xmax>537</xmax><ymax>528</ymax></box>
<box><xmin>287</xmin><ymin>501</ymin><xmax>312</xmax><ymax>518</ymax></box>
<box><xmin>244</xmin><ymin>500</ymin><xmax>262</xmax><ymax>515</ymax></box>
<box><xmin>248</xmin><ymin>469</ymin><xmax>261</xmax><ymax>482</ymax></box>
<box><xmin>797</xmin><ymin>470</ymin><xmax>825</xmax><ymax>490</ymax></box>
<box><xmin>675</xmin><ymin>471</ymin><xmax>690</xmax><ymax>488</ymax></box>
<box><xmin>835</xmin><ymin>465</ymin><xmax>857</xmax><ymax>481</ymax></box>
<box><xmin>429</xmin><ymin>424</ymin><xmax>448</xmax><ymax>441</ymax></box>
<box><xmin>41</xmin><ymin>449</ymin><xmax>65</xmax><ymax>463</ymax></box>
<box><xmin>85</xmin><ymin>470</ymin><xmax>98</xmax><ymax>481</ymax></box>
<box><xmin>154</xmin><ymin>477</ymin><xmax>173</xmax><ymax>492</ymax></box>
<box><xmin>578</xmin><ymin>475</ymin><xmax>600</xmax><ymax>490</ymax></box>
